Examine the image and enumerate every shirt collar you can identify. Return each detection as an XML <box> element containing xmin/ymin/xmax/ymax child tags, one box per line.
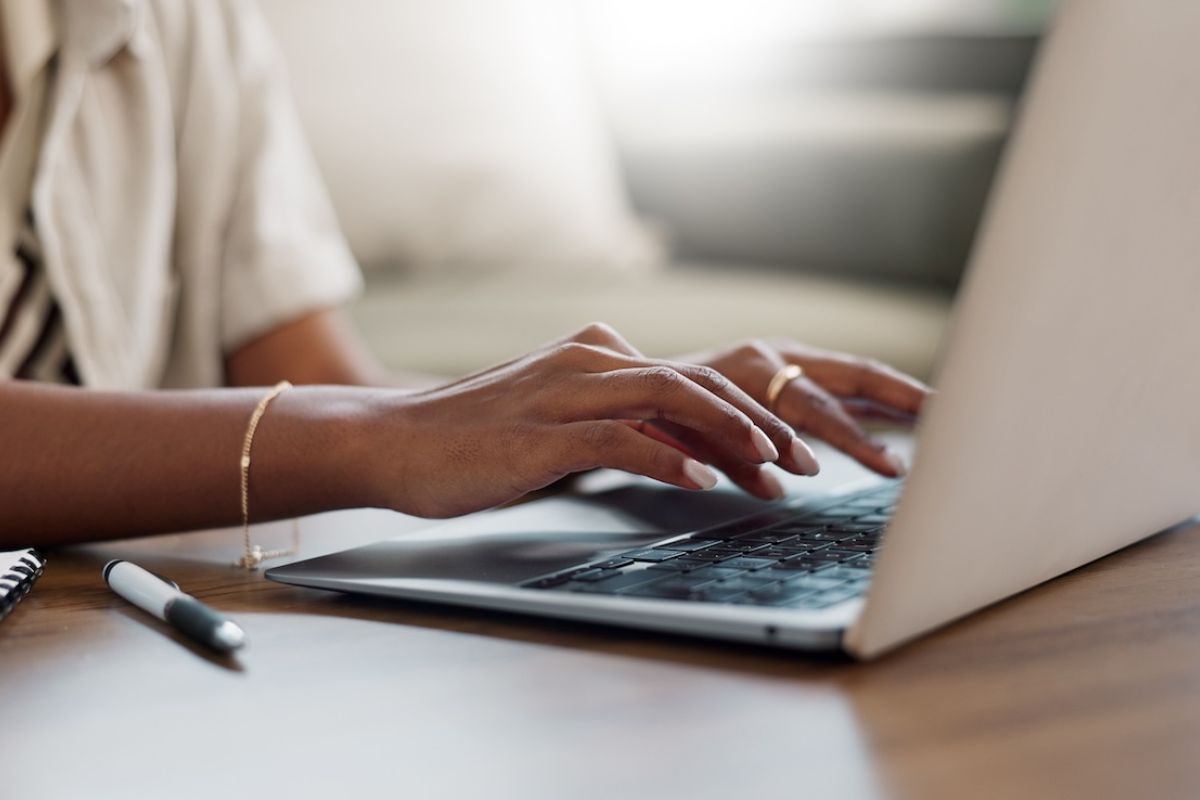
<box><xmin>1</xmin><ymin>0</ymin><xmax>56</xmax><ymax>98</ymax></box>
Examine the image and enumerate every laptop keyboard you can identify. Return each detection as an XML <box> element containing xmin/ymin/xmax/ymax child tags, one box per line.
<box><xmin>521</xmin><ymin>482</ymin><xmax>901</xmax><ymax>611</ymax></box>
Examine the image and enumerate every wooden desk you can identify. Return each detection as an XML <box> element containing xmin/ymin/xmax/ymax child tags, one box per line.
<box><xmin>4</xmin><ymin>495</ymin><xmax>1200</xmax><ymax>799</ymax></box>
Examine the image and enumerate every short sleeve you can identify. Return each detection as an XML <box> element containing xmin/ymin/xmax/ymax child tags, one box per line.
<box><xmin>217</xmin><ymin>0</ymin><xmax>362</xmax><ymax>352</ymax></box>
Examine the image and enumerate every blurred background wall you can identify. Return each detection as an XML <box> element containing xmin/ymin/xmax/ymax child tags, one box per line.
<box><xmin>258</xmin><ymin>0</ymin><xmax>1057</xmax><ymax>381</ymax></box>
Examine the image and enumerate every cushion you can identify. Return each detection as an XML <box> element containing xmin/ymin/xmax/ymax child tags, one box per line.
<box><xmin>258</xmin><ymin>0</ymin><xmax>661</xmax><ymax>273</ymax></box>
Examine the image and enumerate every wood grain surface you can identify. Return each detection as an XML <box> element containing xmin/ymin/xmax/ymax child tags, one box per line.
<box><xmin>3</xmin><ymin>505</ymin><xmax>1199</xmax><ymax>800</ymax></box>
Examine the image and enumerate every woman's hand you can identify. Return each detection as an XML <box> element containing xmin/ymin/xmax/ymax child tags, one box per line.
<box><xmin>363</xmin><ymin>324</ymin><xmax>821</xmax><ymax>517</ymax></box>
<box><xmin>677</xmin><ymin>339</ymin><xmax>932</xmax><ymax>482</ymax></box>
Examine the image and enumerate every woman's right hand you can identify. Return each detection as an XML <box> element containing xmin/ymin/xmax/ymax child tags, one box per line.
<box><xmin>361</xmin><ymin>323</ymin><xmax>821</xmax><ymax>518</ymax></box>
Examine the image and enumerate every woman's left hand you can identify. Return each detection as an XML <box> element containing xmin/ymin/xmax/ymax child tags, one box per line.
<box><xmin>675</xmin><ymin>338</ymin><xmax>931</xmax><ymax>491</ymax></box>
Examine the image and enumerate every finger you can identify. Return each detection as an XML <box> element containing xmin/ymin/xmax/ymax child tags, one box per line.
<box><xmin>556</xmin><ymin>420</ymin><xmax>719</xmax><ymax>491</ymax></box>
<box><xmin>660</xmin><ymin>360</ymin><xmax>820</xmax><ymax>476</ymax></box>
<box><xmin>778</xmin><ymin>347</ymin><xmax>932</xmax><ymax>415</ymax></box>
<box><xmin>840</xmin><ymin>398</ymin><xmax>918</xmax><ymax>425</ymax></box>
<box><xmin>653</xmin><ymin>421</ymin><xmax>789</xmax><ymax>501</ymax></box>
<box><xmin>568</xmin><ymin>367</ymin><xmax>780</xmax><ymax>467</ymax></box>
<box><xmin>712</xmin><ymin>463</ymin><xmax>785</xmax><ymax>502</ymax></box>
<box><xmin>778</xmin><ymin>377</ymin><xmax>907</xmax><ymax>477</ymax></box>
<box><xmin>560</xmin><ymin>347</ymin><xmax>816</xmax><ymax>476</ymax></box>
<box><xmin>620</xmin><ymin>419</ymin><xmax>703</xmax><ymax>461</ymax></box>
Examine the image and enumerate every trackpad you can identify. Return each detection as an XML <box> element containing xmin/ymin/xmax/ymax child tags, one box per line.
<box><xmin>269</xmin><ymin>529</ymin><xmax>671</xmax><ymax>586</ymax></box>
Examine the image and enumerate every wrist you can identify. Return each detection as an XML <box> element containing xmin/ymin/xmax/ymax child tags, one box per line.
<box><xmin>250</xmin><ymin>386</ymin><xmax>391</xmax><ymax>518</ymax></box>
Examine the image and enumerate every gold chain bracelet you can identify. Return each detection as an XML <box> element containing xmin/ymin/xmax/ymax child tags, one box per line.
<box><xmin>236</xmin><ymin>381</ymin><xmax>299</xmax><ymax>570</ymax></box>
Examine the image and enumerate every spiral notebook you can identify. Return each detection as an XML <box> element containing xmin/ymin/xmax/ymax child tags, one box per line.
<box><xmin>0</xmin><ymin>549</ymin><xmax>46</xmax><ymax>623</ymax></box>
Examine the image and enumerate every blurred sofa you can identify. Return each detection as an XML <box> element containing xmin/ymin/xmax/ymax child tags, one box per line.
<box><xmin>258</xmin><ymin>1</ymin><xmax>1040</xmax><ymax>381</ymax></box>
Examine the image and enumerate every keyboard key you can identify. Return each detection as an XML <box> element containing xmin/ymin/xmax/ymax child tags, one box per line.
<box><xmin>590</xmin><ymin>557</ymin><xmax>635</xmax><ymax>570</ymax></box>
<box><xmin>718</xmin><ymin>541</ymin><xmax>773</xmax><ymax>554</ymax></box>
<box><xmin>701</xmin><ymin>585</ymin><xmax>750</xmax><ymax>603</ymax></box>
<box><xmin>683</xmin><ymin>550</ymin><xmax>739</xmax><ymax>563</ymax></box>
<box><xmin>810</xmin><ymin>585</ymin><xmax>866</xmax><ymax>606</ymax></box>
<box><xmin>775</xmin><ymin>574</ymin><xmax>846</xmax><ymax>592</ymax></box>
<box><xmin>524</xmin><ymin>574</ymin><xmax>572</xmax><ymax>589</ymax></box>
<box><xmin>843</xmin><ymin>529</ymin><xmax>883</xmax><ymax>541</ymax></box>
<box><xmin>657</xmin><ymin>538</ymin><xmax>723</xmax><ymax>552</ymax></box>
<box><xmin>775</xmin><ymin>556</ymin><xmax>840</xmax><ymax>571</ymax></box>
<box><xmin>855</xmin><ymin>514</ymin><xmax>891</xmax><ymax>525</ymax></box>
<box><xmin>685</xmin><ymin>565</ymin><xmax>749</xmax><ymax>581</ymax></box>
<box><xmin>755</xmin><ymin>545</ymin><xmax>812</xmax><ymax>560</ymax></box>
<box><xmin>745</xmin><ymin>583</ymin><xmax>825</xmax><ymax>606</ymax></box>
<box><xmin>817</xmin><ymin>567</ymin><xmax>873</xmax><ymax>582</ymax></box>
<box><xmin>702</xmin><ymin>574</ymin><xmax>780</xmax><ymax>602</ymax></box>
<box><xmin>827</xmin><ymin>523</ymin><xmax>883</xmax><ymax>534</ymax></box>
<box><xmin>719</xmin><ymin>556</ymin><xmax>778</xmax><ymax>571</ymax></box>
<box><xmin>626</xmin><ymin>583</ymin><xmax>705</xmax><ymax>600</ymax></box>
<box><xmin>728</xmin><ymin>530</ymin><xmax>801</xmax><ymax>544</ymax></box>
<box><xmin>818</xmin><ymin>549</ymin><xmax>866</xmax><ymax>562</ymax></box>
<box><xmin>701</xmin><ymin>545</ymin><xmax>754</xmax><ymax>555</ymax></box>
<box><xmin>646</xmin><ymin>559</ymin><xmax>703</xmax><ymax>572</ymax></box>
<box><xmin>790</xmin><ymin>530</ymin><xmax>856</xmax><ymax>543</ymax></box>
<box><xmin>571</xmin><ymin>568</ymin><xmax>623</xmax><ymax>582</ymax></box>
<box><xmin>828</xmin><ymin>543</ymin><xmax>876</xmax><ymax>553</ymax></box>
<box><xmin>765</xmin><ymin>522</ymin><xmax>830</xmax><ymax>535</ymax></box>
<box><xmin>626</xmin><ymin>573</ymin><xmax>721</xmax><ymax>599</ymax></box>
<box><xmin>575</xmin><ymin>570</ymin><xmax>667</xmax><ymax>593</ymax></box>
<box><xmin>620</xmin><ymin>548</ymin><xmax>687</xmax><ymax>562</ymax></box>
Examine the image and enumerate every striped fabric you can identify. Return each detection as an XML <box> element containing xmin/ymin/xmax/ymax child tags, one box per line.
<box><xmin>0</xmin><ymin>209</ymin><xmax>78</xmax><ymax>384</ymax></box>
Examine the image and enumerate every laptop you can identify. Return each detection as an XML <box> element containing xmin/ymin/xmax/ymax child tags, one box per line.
<box><xmin>267</xmin><ymin>0</ymin><xmax>1200</xmax><ymax>658</ymax></box>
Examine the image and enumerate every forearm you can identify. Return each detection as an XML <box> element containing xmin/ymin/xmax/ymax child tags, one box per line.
<box><xmin>0</xmin><ymin>382</ymin><xmax>375</xmax><ymax>547</ymax></box>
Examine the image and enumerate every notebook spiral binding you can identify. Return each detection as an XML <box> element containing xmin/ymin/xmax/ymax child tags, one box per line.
<box><xmin>0</xmin><ymin>549</ymin><xmax>46</xmax><ymax>623</ymax></box>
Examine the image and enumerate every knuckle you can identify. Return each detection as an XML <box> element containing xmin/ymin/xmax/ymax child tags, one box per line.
<box><xmin>691</xmin><ymin>365</ymin><xmax>729</xmax><ymax>391</ymax></box>
<box><xmin>574</xmin><ymin>321</ymin><xmax>618</xmax><ymax>344</ymax></box>
<box><xmin>806</xmin><ymin>389</ymin><xmax>834</xmax><ymax>410</ymax></box>
<box><xmin>551</xmin><ymin>341</ymin><xmax>595</xmax><ymax>364</ymax></box>
<box><xmin>581</xmin><ymin>420</ymin><xmax>623</xmax><ymax>452</ymax></box>
<box><xmin>641</xmin><ymin>365</ymin><xmax>684</xmax><ymax>394</ymax></box>
<box><xmin>501</xmin><ymin>423</ymin><xmax>541</xmax><ymax>464</ymax></box>
<box><xmin>721</xmin><ymin>404</ymin><xmax>753</xmax><ymax>434</ymax></box>
<box><xmin>508</xmin><ymin>422</ymin><xmax>541</xmax><ymax>448</ymax></box>
<box><xmin>794</xmin><ymin>385</ymin><xmax>832</xmax><ymax>415</ymax></box>
<box><xmin>859</xmin><ymin>356</ymin><xmax>886</xmax><ymax>374</ymax></box>
<box><xmin>735</xmin><ymin>338</ymin><xmax>772</xmax><ymax>361</ymax></box>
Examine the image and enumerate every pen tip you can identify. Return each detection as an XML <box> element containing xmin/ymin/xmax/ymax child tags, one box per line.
<box><xmin>212</xmin><ymin>621</ymin><xmax>246</xmax><ymax>651</ymax></box>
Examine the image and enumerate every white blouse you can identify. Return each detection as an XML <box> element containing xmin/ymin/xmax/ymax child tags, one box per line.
<box><xmin>0</xmin><ymin>0</ymin><xmax>74</xmax><ymax>381</ymax></box>
<box><xmin>7</xmin><ymin>0</ymin><xmax>362</xmax><ymax>389</ymax></box>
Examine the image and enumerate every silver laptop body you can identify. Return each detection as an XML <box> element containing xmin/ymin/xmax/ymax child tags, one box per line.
<box><xmin>268</xmin><ymin>0</ymin><xmax>1200</xmax><ymax>658</ymax></box>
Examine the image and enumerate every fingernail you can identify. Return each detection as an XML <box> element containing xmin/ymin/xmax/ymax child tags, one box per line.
<box><xmin>760</xmin><ymin>469</ymin><xmax>787</xmax><ymax>500</ymax></box>
<box><xmin>884</xmin><ymin>448</ymin><xmax>909</xmax><ymax>477</ymax></box>
<box><xmin>790</xmin><ymin>438</ymin><xmax>821</xmax><ymax>476</ymax></box>
<box><xmin>683</xmin><ymin>458</ymin><xmax>719</xmax><ymax>490</ymax></box>
<box><xmin>750</xmin><ymin>427</ymin><xmax>779</xmax><ymax>462</ymax></box>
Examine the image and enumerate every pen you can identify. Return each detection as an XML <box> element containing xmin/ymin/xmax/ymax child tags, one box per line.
<box><xmin>103</xmin><ymin>560</ymin><xmax>246</xmax><ymax>652</ymax></box>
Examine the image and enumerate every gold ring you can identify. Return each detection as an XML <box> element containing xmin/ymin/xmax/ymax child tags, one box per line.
<box><xmin>765</xmin><ymin>364</ymin><xmax>804</xmax><ymax>412</ymax></box>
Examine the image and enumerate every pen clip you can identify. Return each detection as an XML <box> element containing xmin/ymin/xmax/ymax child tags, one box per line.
<box><xmin>153</xmin><ymin>572</ymin><xmax>180</xmax><ymax>591</ymax></box>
